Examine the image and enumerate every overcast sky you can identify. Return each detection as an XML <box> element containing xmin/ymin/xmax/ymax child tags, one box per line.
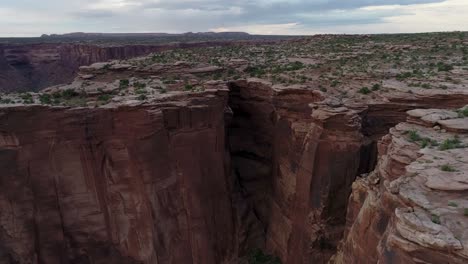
<box><xmin>1</xmin><ymin>0</ymin><xmax>467</xmax><ymax>37</ymax></box>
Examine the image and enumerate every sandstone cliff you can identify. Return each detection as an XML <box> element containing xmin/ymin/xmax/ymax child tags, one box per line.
<box><xmin>2</xmin><ymin>74</ymin><xmax>468</xmax><ymax>263</ymax></box>
<box><xmin>0</xmin><ymin>89</ymin><xmax>248</xmax><ymax>264</ymax></box>
<box><xmin>0</xmin><ymin>41</ymin><xmax>246</xmax><ymax>92</ymax></box>
<box><xmin>1</xmin><ymin>32</ymin><xmax>468</xmax><ymax>263</ymax></box>
<box><xmin>333</xmin><ymin>109</ymin><xmax>468</xmax><ymax>263</ymax></box>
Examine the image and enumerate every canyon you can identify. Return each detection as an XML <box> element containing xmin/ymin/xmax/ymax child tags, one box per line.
<box><xmin>0</xmin><ymin>33</ymin><xmax>467</xmax><ymax>263</ymax></box>
<box><xmin>0</xmin><ymin>33</ymin><xmax>282</xmax><ymax>93</ymax></box>
<box><xmin>0</xmin><ymin>43</ymin><xmax>165</xmax><ymax>92</ymax></box>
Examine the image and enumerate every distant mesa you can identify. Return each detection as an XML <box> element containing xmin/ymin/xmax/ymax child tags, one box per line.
<box><xmin>40</xmin><ymin>32</ymin><xmax>251</xmax><ymax>38</ymax></box>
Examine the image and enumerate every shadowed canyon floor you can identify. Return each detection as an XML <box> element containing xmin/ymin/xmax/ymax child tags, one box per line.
<box><xmin>0</xmin><ymin>32</ymin><xmax>468</xmax><ymax>263</ymax></box>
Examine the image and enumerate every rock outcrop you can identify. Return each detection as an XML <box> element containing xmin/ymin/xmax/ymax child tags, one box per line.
<box><xmin>229</xmin><ymin>80</ymin><xmax>384</xmax><ymax>263</ymax></box>
<box><xmin>0</xmin><ymin>41</ymin><xmax>249</xmax><ymax>92</ymax></box>
<box><xmin>0</xmin><ymin>89</ymin><xmax>249</xmax><ymax>264</ymax></box>
<box><xmin>1</xmin><ymin>32</ymin><xmax>468</xmax><ymax>263</ymax></box>
<box><xmin>333</xmin><ymin>109</ymin><xmax>468</xmax><ymax>263</ymax></box>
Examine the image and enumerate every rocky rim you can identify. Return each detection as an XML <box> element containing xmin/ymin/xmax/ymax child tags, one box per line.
<box><xmin>0</xmin><ymin>32</ymin><xmax>467</xmax><ymax>264</ymax></box>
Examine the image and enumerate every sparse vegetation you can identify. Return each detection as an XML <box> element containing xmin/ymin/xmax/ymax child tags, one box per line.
<box><xmin>358</xmin><ymin>87</ymin><xmax>371</xmax><ymax>95</ymax></box>
<box><xmin>437</xmin><ymin>62</ymin><xmax>454</xmax><ymax>72</ymax></box>
<box><xmin>97</xmin><ymin>94</ymin><xmax>112</xmax><ymax>103</ymax></box>
<box><xmin>456</xmin><ymin>107</ymin><xmax>468</xmax><ymax>117</ymax></box>
<box><xmin>133</xmin><ymin>82</ymin><xmax>146</xmax><ymax>89</ymax></box>
<box><xmin>0</xmin><ymin>98</ymin><xmax>13</xmax><ymax>104</ymax></box>
<box><xmin>440</xmin><ymin>164</ymin><xmax>456</xmax><ymax>172</ymax></box>
<box><xmin>408</xmin><ymin>130</ymin><xmax>422</xmax><ymax>142</ymax></box>
<box><xmin>405</xmin><ymin>131</ymin><xmax>438</xmax><ymax>148</ymax></box>
<box><xmin>248</xmin><ymin>249</ymin><xmax>281</xmax><ymax>264</ymax></box>
<box><xmin>135</xmin><ymin>88</ymin><xmax>148</xmax><ymax>95</ymax></box>
<box><xmin>372</xmin><ymin>83</ymin><xmax>381</xmax><ymax>91</ymax></box>
<box><xmin>439</xmin><ymin>137</ymin><xmax>463</xmax><ymax>150</ymax></box>
<box><xmin>137</xmin><ymin>94</ymin><xmax>147</xmax><ymax>101</ymax></box>
<box><xmin>62</xmin><ymin>89</ymin><xmax>79</xmax><ymax>99</ymax></box>
<box><xmin>119</xmin><ymin>79</ymin><xmax>129</xmax><ymax>89</ymax></box>
<box><xmin>20</xmin><ymin>93</ymin><xmax>33</xmax><ymax>104</ymax></box>
<box><xmin>184</xmin><ymin>84</ymin><xmax>194</xmax><ymax>91</ymax></box>
<box><xmin>431</xmin><ymin>214</ymin><xmax>441</xmax><ymax>224</ymax></box>
<box><xmin>39</xmin><ymin>94</ymin><xmax>51</xmax><ymax>104</ymax></box>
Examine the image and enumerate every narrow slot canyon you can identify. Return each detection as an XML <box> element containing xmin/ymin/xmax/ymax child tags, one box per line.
<box><xmin>226</xmin><ymin>80</ymin><xmax>397</xmax><ymax>263</ymax></box>
<box><xmin>226</xmin><ymin>79</ymin><xmax>468</xmax><ymax>263</ymax></box>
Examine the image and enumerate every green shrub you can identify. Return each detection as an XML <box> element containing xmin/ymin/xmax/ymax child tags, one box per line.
<box><xmin>245</xmin><ymin>66</ymin><xmax>266</xmax><ymax>77</ymax></box>
<box><xmin>248</xmin><ymin>249</ymin><xmax>281</xmax><ymax>264</ymax></box>
<box><xmin>97</xmin><ymin>94</ymin><xmax>111</xmax><ymax>103</ymax></box>
<box><xmin>421</xmin><ymin>83</ymin><xmax>431</xmax><ymax>89</ymax></box>
<box><xmin>440</xmin><ymin>164</ymin><xmax>456</xmax><ymax>172</ymax></box>
<box><xmin>464</xmin><ymin>208</ymin><xmax>468</xmax><ymax>216</ymax></box>
<box><xmin>397</xmin><ymin>72</ymin><xmax>412</xmax><ymax>80</ymax></box>
<box><xmin>405</xmin><ymin>131</ymin><xmax>438</xmax><ymax>147</ymax></box>
<box><xmin>119</xmin><ymin>79</ymin><xmax>129</xmax><ymax>89</ymax></box>
<box><xmin>184</xmin><ymin>84</ymin><xmax>194</xmax><ymax>91</ymax></box>
<box><xmin>133</xmin><ymin>82</ymin><xmax>146</xmax><ymax>89</ymax></box>
<box><xmin>39</xmin><ymin>94</ymin><xmax>51</xmax><ymax>104</ymax></box>
<box><xmin>448</xmin><ymin>201</ymin><xmax>458</xmax><ymax>207</ymax></box>
<box><xmin>437</xmin><ymin>62</ymin><xmax>454</xmax><ymax>72</ymax></box>
<box><xmin>285</xmin><ymin>61</ymin><xmax>305</xmax><ymax>71</ymax></box>
<box><xmin>431</xmin><ymin>214</ymin><xmax>441</xmax><ymax>224</ymax></box>
<box><xmin>408</xmin><ymin>130</ymin><xmax>422</xmax><ymax>142</ymax></box>
<box><xmin>457</xmin><ymin>107</ymin><xmax>468</xmax><ymax>117</ymax></box>
<box><xmin>331</xmin><ymin>80</ymin><xmax>340</xmax><ymax>87</ymax></box>
<box><xmin>0</xmin><ymin>98</ymin><xmax>13</xmax><ymax>104</ymax></box>
<box><xmin>372</xmin><ymin>83</ymin><xmax>381</xmax><ymax>91</ymax></box>
<box><xmin>421</xmin><ymin>137</ymin><xmax>438</xmax><ymax>148</ymax></box>
<box><xmin>439</xmin><ymin>137</ymin><xmax>463</xmax><ymax>150</ymax></box>
<box><xmin>137</xmin><ymin>94</ymin><xmax>147</xmax><ymax>101</ymax></box>
<box><xmin>358</xmin><ymin>87</ymin><xmax>371</xmax><ymax>94</ymax></box>
<box><xmin>20</xmin><ymin>93</ymin><xmax>33</xmax><ymax>104</ymax></box>
<box><xmin>62</xmin><ymin>89</ymin><xmax>79</xmax><ymax>99</ymax></box>
<box><xmin>135</xmin><ymin>88</ymin><xmax>148</xmax><ymax>95</ymax></box>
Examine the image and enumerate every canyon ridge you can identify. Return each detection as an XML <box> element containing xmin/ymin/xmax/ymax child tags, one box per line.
<box><xmin>0</xmin><ymin>32</ymin><xmax>467</xmax><ymax>264</ymax></box>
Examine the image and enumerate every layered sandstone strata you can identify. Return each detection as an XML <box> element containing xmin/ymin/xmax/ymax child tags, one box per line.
<box><xmin>228</xmin><ymin>80</ymin><xmax>380</xmax><ymax>263</ymax></box>
<box><xmin>0</xmin><ymin>89</ymin><xmax>246</xmax><ymax>264</ymax></box>
<box><xmin>333</xmin><ymin>108</ymin><xmax>468</xmax><ymax>263</ymax></box>
<box><xmin>0</xmin><ymin>41</ymin><xmax>244</xmax><ymax>92</ymax></box>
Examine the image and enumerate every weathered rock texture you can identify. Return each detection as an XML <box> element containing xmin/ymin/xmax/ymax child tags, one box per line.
<box><xmin>0</xmin><ymin>41</ymin><xmax>242</xmax><ymax>92</ymax></box>
<box><xmin>333</xmin><ymin>109</ymin><xmax>468</xmax><ymax>263</ymax></box>
<box><xmin>2</xmin><ymin>75</ymin><xmax>468</xmax><ymax>264</ymax></box>
<box><xmin>0</xmin><ymin>89</ymin><xmax>249</xmax><ymax>264</ymax></box>
<box><xmin>228</xmin><ymin>80</ymin><xmax>384</xmax><ymax>263</ymax></box>
<box><xmin>228</xmin><ymin>79</ymin><xmax>468</xmax><ymax>264</ymax></box>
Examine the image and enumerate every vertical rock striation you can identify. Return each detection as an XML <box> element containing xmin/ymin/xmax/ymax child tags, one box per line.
<box><xmin>0</xmin><ymin>90</ymin><xmax>243</xmax><ymax>264</ymax></box>
<box><xmin>228</xmin><ymin>80</ymin><xmax>377</xmax><ymax>263</ymax></box>
<box><xmin>2</xmin><ymin>76</ymin><xmax>468</xmax><ymax>263</ymax></box>
<box><xmin>333</xmin><ymin>109</ymin><xmax>468</xmax><ymax>263</ymax></box>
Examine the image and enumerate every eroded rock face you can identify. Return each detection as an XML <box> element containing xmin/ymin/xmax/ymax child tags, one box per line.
<box><xmin>0</xmin><ymin>90</ymin><xmax>245</xmax><ymax>264</ymax></box>
<box><xmin>2</xmin><ymin>76</ymin><xmax>468</xmax><ymax>264</ymax></box>
<box><xmin>333</xmin><ymin>109</ymin><xmax>468</xmax><ymax>264</ymax></box>
<box><xmin>228</xmin><ymin>80</ymin><xmax>382</xmax><ymax>263</ymax></box>
<box><xmin>0</xmin><ymin>41</ymin><xmax>240</xmax><ymax>92</ymax></box>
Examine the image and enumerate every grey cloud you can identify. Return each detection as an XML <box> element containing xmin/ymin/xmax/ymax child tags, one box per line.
<box><xmin>124</xmin><ymin>0</ymin><xmax>445</xmax><ymax>27</ymax></box>
<box><xmin>0</xmin><ymin>0</ymin><xmax>452</xmax><ymax>36</ymax></box>
<box><xmin>72</xmin><ymin>9</ymin><xmax>115</xmax><ymax>18</ymax></box>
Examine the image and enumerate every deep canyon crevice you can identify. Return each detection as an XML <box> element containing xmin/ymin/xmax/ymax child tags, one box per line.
<box><xmin>1</xmin><ymin>77</ymin><xmax>468</xmax><ymax>264</ymax></box>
